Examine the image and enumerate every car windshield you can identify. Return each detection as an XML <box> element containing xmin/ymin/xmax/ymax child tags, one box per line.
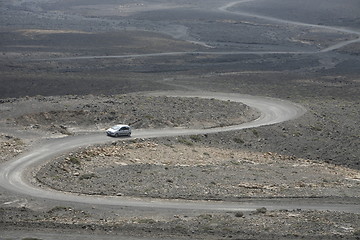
<box><xmin>111</xmin><ymin>126</ymin><xmax>121</xmax><ymax>130</ymax></box>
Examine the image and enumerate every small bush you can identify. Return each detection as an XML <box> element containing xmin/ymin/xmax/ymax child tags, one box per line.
<box><xmin>353</xmin><ymin>229</ymin><xmax>360</xmax><ymax>236</ymax></box>
<box><xmin>79</xmin><ymin>173</ymin><xmax>97</xmax><ymax>180</ymax></box>
<box><xmin>138</xmin><ymin>218</ymin><xmax>156</xmax><ymax>224</ymax></box>
<box><xmin>292</xmin><ymin>131</ymin><xmax>302</xmax><ymax>137</ymax></box>
<box><xmin>13</xmin><ymin>137</ymin><xmax>24</xmax><ymax>145</ymax></box>
<box><xmin>144</xmin><ymin>115</ymin><xmax>154</xmax><ymax>120</ymax></box>
<box><xmin>310</xmin><ymin>125</ymin><xmax>322</xmax><ymax>131</ymax></box>
<box><xmin>178</xmin><ymin>138</ymin><xmax>193</xmax><ymax>146</ymax></box>
<box><xmin>230</xmin><ymin>160</ymin><xmax>240</xmax><ymax>165</ymax></box>
<box><xmin>252</xmin><ymin>129</ymin><xmax>259</xmax><ymax>137</ymax></box>
<box><xmin>235</xmin><ymin>212</ymin><xmax>244</xmax><ymax>218</ymax></box>
<box><xmin>233</xmin><ymin>137</ymin><xmax>244</xmax><ymax>144</ymax></box>
<box><xmin>255</xmin><ymin>207</ymin><xmax>267</xmax><ymax>214</ymax></box>
<box><xmin>47</xmin><ymin>206</ymin><xmax>68</xmax><ymax>213</ymax></box>
<box><xmin>190</xmin><ymin>135</ymin><xmax>201</xmax><ymax>142</ymax></box>
<box><xmin>68</xmin><ymin>156</ymin><xmax>81</xmax><ymax>165</ymax></box>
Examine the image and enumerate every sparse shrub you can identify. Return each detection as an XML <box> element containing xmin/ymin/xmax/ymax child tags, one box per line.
<box><xmin>190</xmin><ymin>135</ymin><xmax>201</xmax><ymax>142</ymax></box>
<box><xmin>52</xmin><ymin>175</ymin><xmax>61</xmax><ymax>180</ymax></box>
<box><xmin>310</xmin><ymin>125</ymin><xmax>322</xmax><ymax>131</ymax></box>
<box><xmin>47</xmin><ymin>206</ymin><xmax>68</xmax><ymax>213</ymax></box>
<box><xmin>174</xmin><ymin>225</ymin><xmax>187</xmax><ymax>233</ymax></box>
<box><xmin>13</xmin><ymin>137</ymin><xmax>24</xmax><ymax>145</ymax></box>
<box><xmin>164</xmin><ymin>143</ymin><xmax>175</xmax><ymax>148</ymax></box>
<box><xmin>144</xmin><ymin>115</ymin><xmax>154</xmax><ymax>120</ymax></box>
<box><xmin>255</xmin><ymin>207</ymin><xmax>267</xmax><ymax>214</ymax></box>
<box><xmin>230</xmin><ymin>160</ymin><xmax>240</xmax><ymax>165</ymax></box>
<box><xmin>233</xmin><ymin>137</ymin><xmax>244</xmax><ymax>144</ymax></box>
<box><xmin>79</xmin><ymin>173</ymin><xmax>97</xmax><ymax>180</ymax></box>
<box><xmin>68</xmin><ymin>156</ymin><xmax>81</xmax><ymax>165</ymax></box>
<box><xmin>252</xmin><ymin>129</ymin><xmax>259</xmax><ymax>137</ymax></box>
<box><xmin>353</xmin><ymin>229</ymin><xmax>360</xmax><ymax>236</ymax></box>
<box><xmin>235</xmin><ymin>212</ymin><xmax>244</xmax><ymax>218</ymax></box>
<box><xmin>178</xmin><ymin>138</ymin><xmax>193</xmax><ymax>146</ymax></box>
<box><xmin>292</xmin><ymin>131</ymin><xmax>302</xmax><ymax>137</ymax></box>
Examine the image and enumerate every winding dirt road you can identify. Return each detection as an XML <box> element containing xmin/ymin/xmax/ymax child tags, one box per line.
<box><xmin>2</xmin><ymin>1</ymin><xmax>360</xmax><ymax>239</ymax></box>
<box><xmin>0</xmin><ymin>92</ymin><xmax>307</xmax><ymax>209</ymax></box>
<box><xmin>2</xmin><ymin>91</ymin><xmax>358</xmax><ymax>213</ymax></box>
<box><xmin>2</xmin><ymin>0</ymin><xmax>360</xmax><ymax>217</ymax></box>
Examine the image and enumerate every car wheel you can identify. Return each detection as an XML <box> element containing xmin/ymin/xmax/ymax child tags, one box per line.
<box><xmin>115</xmin><ymin>133</ymin><xmax>120</xmax><ymax>137</ymax></box>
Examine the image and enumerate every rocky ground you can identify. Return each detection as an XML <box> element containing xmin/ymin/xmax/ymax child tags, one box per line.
<box><xmin>1</xmin><ymin>0</ymin><xmax>360</xmax><ymax>239</ymax></box>
<box><xmin>1</xmin><ymin>94</ymin><xmax>259</xmax><ymax>135</ymax></box>
<box><xmin>1</xmin><ymin>93</ymin><xmax>360</xmax><ymax>240</ymax></box>
<box><xmin>36</xmin><ymin>139</ymin><xmax>360</xmax><ymax>200</ymax></box>
<box><xmin>2</xmin><ymin>206</ymin><xmax>360</xmax><ymax>240</ymax></box>
<box><xmin>0</xmin><ymin>134</ymin><xmax>25</xmax><ymax>164</ymax></box>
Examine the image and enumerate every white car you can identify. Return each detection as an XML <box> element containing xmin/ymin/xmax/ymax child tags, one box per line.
<box><xmin>106</xmin><ymin>124</ymin><xmax>131</xmax><ymax>137</ymax></box>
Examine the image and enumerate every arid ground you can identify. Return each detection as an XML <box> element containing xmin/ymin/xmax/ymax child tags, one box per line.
<box><xmin>0</xmin><ymin>0</ymin><xmax>360</xmax><ymax>239</ymax></box>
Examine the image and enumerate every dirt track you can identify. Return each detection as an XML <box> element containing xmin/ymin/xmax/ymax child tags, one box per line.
<box><xmin>1</xmin><ymin>0</ymin><xmax>360</xmax><ymax>239</ymax></box>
